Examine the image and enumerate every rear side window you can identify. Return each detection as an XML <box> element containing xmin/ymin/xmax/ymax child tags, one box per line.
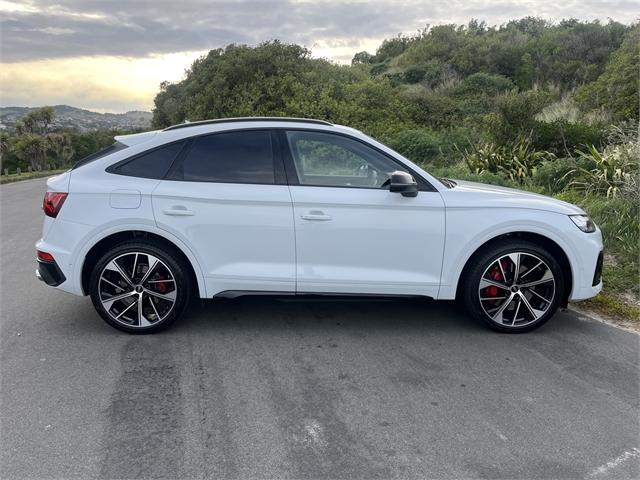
<box><xmin>110</xmin><ymin>140</ymin><xmax>186</xmax><ymax>179</ymax></box>
<box><xmin>178</xmin><ymin>130</ymin><xmax>274</xmax><ymax>184</ymax></box>
<box><xmin>73</xmin><ymin>141</ymin><xmax>128</xmax><ymax>169</ymax></box>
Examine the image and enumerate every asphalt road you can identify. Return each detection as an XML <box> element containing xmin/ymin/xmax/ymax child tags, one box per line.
<box><xmin>1</xmin><ymin>178</ymin><xmax>639</xmax><ymax>480</ymax></box>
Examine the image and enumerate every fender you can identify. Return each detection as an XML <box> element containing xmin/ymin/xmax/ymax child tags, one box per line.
<box><xmin>437</xmin><ymin>219</ymin><xmax>579</xmax><ymax>300</ymax></box>
<box><xmin>73</xmin><ymin>222</ymin><xmax>208</xmax><ymax>298</ymax></box>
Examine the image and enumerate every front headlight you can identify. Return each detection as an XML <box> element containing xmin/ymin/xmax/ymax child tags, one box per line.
<box><xmin>570</xmin><ymin>214</ymin><xmax>596</xmax><ymax>233</ymax></box>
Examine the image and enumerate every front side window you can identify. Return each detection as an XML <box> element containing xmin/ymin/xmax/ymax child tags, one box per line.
<box><xmin>180</xmin><ymin>130</ymin><xmax>274</xmax><ymax>184</ymax></box>
<box><xmin>285</xmin><ymin>131</ymin><xmax>407</xmax><ymax>188</ymax></box>
<box><xmin>111</xmin><ymin>140</ymin><xmax>185</xmax><ymax>179</ymax></box>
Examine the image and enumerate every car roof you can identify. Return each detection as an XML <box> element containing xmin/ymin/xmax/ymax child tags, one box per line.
<box><xmin>115</xmin><ymin>117</ymin><xmax>348</xmax><ymax>147</ymax></box>
<box><xmin>163</xmin><ymin>117</ymin><xmax>333</xmax><ymax>131</ymax></box>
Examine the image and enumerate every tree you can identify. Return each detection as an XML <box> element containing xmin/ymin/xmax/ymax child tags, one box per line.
<box><xmin>12</xmin><ymin>134</ymin><xmax>48</xmax><ymax>170</ymax></box>
<box><xmin>351</xmin><ymin>51</ymin><xmax>373</xmax><ymax>65</ymax></box>
<box><xmin>575</xmin><ymin>26</ymin><xmax>639</xmax><ymax>121</ymax></box>
<box><xmin>18</xmin><ymin>106</ymin><xmax>55</xmax><ymax>135</ymax></box>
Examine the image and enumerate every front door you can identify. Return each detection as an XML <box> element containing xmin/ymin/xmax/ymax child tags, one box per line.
<box><xmin>282</xmin><ymin>129</ymin><xmax>446</xmax><ymax>297</ymax></box>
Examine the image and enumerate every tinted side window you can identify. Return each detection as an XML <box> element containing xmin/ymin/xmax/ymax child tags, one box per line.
<box><xmin>286</xmin><ymin>131</ymin><xmax>407</xmax><ymax>188</ymax></box>
<box><xmin>181</xmin><ymin>130</ymin><xmax>274</xmax><ymax>184</ymax></box>
<box><xmin>112</xmin><ymin>141</ymin><xmax>185</xmax><ymax>179</ymax></box>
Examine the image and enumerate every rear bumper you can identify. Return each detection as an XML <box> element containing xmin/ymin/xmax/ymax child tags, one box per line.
<box><xmin>36</xmin><ymin>258</ymin><xmax>66</xmax><ymax>287</ymax></box>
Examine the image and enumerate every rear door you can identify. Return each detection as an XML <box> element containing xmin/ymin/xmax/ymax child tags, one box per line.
<box><xmin>152</xmin><ymin>129</ymin><xmax>296</xmax><ymax>296</ymax></box>
<box><xmin>282</xmin><ymin>129</ymin><xmax>446</xmax><ymax>297</ymax></box>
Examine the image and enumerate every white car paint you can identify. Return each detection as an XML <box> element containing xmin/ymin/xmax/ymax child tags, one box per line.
<box><xmin>35</xmin><ymin>119</ymin><xmax>603</xmax><ymax>307</ymax></box>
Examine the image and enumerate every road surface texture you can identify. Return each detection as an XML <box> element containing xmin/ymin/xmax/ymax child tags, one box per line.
<box><xmin>1</xmin><ymin>178</ymin><xmax>639</xmax><ymax>479</ymax></box>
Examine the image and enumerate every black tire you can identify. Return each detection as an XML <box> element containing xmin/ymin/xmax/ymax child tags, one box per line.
<box><xmin>461</xmin><ymin>239</ymin><xmax>564</xmax><ymax>333</ymax></box>
<box><xmin>89</xmin><ymin>240</ymin><xmax>191</xmax><ymax>334</ymax></box>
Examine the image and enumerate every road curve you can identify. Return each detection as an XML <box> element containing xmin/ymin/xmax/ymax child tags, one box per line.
<box><xmin>1</xmin><ymin>178</ymin><xmax>638</xmax><ymax>479</ymax></box>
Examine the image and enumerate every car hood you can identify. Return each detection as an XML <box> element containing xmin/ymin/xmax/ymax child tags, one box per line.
<box><xmin>441</xmin><ymin>179</ymin><xmax>585</xmax><ymax>215</ymax></box>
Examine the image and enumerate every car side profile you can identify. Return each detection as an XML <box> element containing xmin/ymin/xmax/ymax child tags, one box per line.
<box><xmin>36</xmin><ymin>118</ymin><xmax>603</xmax><ymax>333</ymax></box>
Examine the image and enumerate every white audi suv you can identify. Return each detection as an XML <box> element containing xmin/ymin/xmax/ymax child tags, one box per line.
<box><xmin>36</xmin><ymin>118</ymin><xmax>603</xmax><ymax>333</ymax></box>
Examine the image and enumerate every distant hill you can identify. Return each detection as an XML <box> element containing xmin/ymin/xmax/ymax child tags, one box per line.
<box><xmin>0</xmin><ymin>105</ymin><xmax>152</xmax><ymax>132</ymax></box>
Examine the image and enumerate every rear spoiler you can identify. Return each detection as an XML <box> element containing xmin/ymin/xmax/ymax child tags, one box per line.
<box><xmin>114</xmin><ymin>130</ymin><xmax>160</xmax><ymax>147</ymax></box>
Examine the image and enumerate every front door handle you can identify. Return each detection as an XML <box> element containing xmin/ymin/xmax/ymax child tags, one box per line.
<box><xmin>301</xmin><ymin>210</ymin><xmax>332</xmax><ymax>221</ymax></box>
<box><xmin>163</xmin><ymin>206</ymin><xmax>195</xmax><ymax>216</ymax></box>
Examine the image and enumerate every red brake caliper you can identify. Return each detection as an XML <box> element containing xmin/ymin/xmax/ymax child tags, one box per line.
<box><xmin>484</xmin><ymin>264</ymin><xmax>505</xmax><ymax>300</ymax></box>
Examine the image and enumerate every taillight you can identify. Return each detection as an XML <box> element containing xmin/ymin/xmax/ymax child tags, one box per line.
<box><xmin>43</xmin><ymin>192</ymin><xmax>68</xmax><ymax>218</ymax></box>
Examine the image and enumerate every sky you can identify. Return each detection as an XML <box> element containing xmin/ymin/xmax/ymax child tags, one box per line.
<box><xmin>1</xmin><ymin>0</ymin><xmax>638</xmax><ymax>113</ymax></box>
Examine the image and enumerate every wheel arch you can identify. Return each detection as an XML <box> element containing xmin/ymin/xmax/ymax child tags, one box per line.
<box><xmin>79</xmin><ymin>228</ymin><xmax>206</xmax><ymax>298</ymax></box>
<box><xmin>454</xmin><ymin>231</ymin><xmax>573</xmax><ymax>307</ymax></box>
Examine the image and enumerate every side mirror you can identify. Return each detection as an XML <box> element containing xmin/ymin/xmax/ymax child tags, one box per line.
<box><xmin>389</xmin><ymin>171</ymin><xmax>418</xmax><ymax>197</ymax></box>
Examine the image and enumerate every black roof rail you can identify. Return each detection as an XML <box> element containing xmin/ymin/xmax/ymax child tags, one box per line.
<box><xmin>163</xmin><ymin>117</ymin><xmax>333</xmax><ymax>131</ymax></box>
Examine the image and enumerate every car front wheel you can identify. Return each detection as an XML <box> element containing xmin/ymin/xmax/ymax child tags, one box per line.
<box><xmin>89</xmin><ymin>240</ymin><xmax>190</xmax><ymax>333</ymax></box>
<box><xmin>462</xmin><ymin>240</ymin><xmax>564</xmax><ymax>333</ymax></box>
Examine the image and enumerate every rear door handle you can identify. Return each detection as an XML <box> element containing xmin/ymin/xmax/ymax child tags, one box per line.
<box><xmin>163</xmin><ymin>206</ymin><xmax>195</xmax><ymax>216</ymax></box>
<box><xmin>301</xmin><ymin>210</ymin><xmax>332</xmax><ymax>221</ymax></box>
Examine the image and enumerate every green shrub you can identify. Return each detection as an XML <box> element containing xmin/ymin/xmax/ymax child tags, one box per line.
<box><xmin>384</xmin><ymin>129</ymin><xmax>442</xmax><ymax>165</ymax></box>
<box><xmin>452</xmin><ymin>72</ymin><xmax>515</xmax><ymax>97</ymax></box>
<box><xmin>404</xmin><ymin>65</ymin><xmax>427</xmax><ymax>83</ymax></box>
<box><xmin>532</xmin><ymin>157</ymin><xmax>583</xmax><ymax>193</ymax></box>
<box><xmin>564</xmin><ymin>142</ymin><xmax>640</xmax><ymax>199</ymax></box>
<box><xmin>429</xmin><ymin>163</ymin><xmax>521</xmax><ymax>187</ymax></box>
<box><xmin>463</xmin><ymin>137</ymin><xmax>555</xmax><ymax>182</ymax></box>
<box><xmin>370</xmin><ymin>62</ymin><xmax>390</xmax><ymax>76</ymax></box>
<box><xmin>531</xmin><ymin>120</ymin><xmax>606</xmax><ymax>155</ymax></box>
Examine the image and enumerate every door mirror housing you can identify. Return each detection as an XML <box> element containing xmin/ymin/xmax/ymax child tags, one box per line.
<box><xmin>389</xmin><ymin>171</ymin><xmax>418</xmax><ymax>197</ymax></box>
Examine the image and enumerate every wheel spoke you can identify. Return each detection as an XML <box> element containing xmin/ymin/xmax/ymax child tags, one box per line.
<box><xmin>519</xmin><ymin>268</ymin><xmax>554</xmax><ymax>288</ymax></box>
<box><xmin>148</xmin><ymin>295</ymin><xmax>162</xmax><ymax>321</ymax></box>
<box><xmin>490</xmin><ymin>293</ymin><xmax>515</xmax><ymax>324</ymax></box>
<box><xmin>146</xmin><ymin>278</ymin><xmax>176</xmax><ymax>284</ymax></box>
<box><xmin>100</xmin><ymin>276</ymin><xmax>126</xmax><ymax>292</ymax></box>
<box><xmin>101</xmin><ymin>290</ymin><xmax>136</xmax><ymax>310</ymax></box>
<box><xmin>511</xmin><ymin>297</ymin><xmax>522</xmax><ymax>325</ymax></box>
<box><xmin>525</xmin><ymin>287</ymin><xmax>553</xmax><ymax>304</ymax></box>
<box><xmin>497</xmin><ymin>259</ymin><xmax>507</xmax><ymax>285</ymax></box>
<box><xmin>137</xmin><ymin>295</ymin><xmax>151</xmax><ymax>327</ymax></box>
<box><xmin>519</xmin><ymin>293</ymin><xmax>545</xmax><ymax>321</ymax></box>
<box><xmin>105</xmin><ymin>259</ymin><xmax>134</xmax><ymax>287</ymax></box>
<box><xmin>480</xmin><ymin>278</ymin><xmax>510</xmax><ymax>290</ymax></box>
<box><xmin>115</xmin><ymin>299</ymin><xmax>137</xmax><ymax>319</ymax></box>
<box><xmin>480</xmin><ymin>295</ymin><xmax>509</xmax><ymax>301</ymax></box>
<box><xmin>519</xmin><ymin>260</ymin><xmax>542</xmax><ymax>281</ymax></box>
<box><xmin>139</xmin><ymin>255</ymin><xmax>159</xmax><ymax>285</ymax></box>
<box><xmin>132</xmin><ymin>253</ymin><xmax>139</xmax><ymax>282</ymax></box>
<box><xmin>507</xmin><ymin>253</ymin><xmax>520</xmax><ymax>285</ymax></box>
<box><xmin>144</xmin><ymin>288</ymin><xmax>176</xmax><ymax>302</ymax></box>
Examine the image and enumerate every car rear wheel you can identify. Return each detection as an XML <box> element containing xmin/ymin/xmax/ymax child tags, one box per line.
<box><xmin>89</xmin><ymin>240</ymin><xmax>190</xmax><ymax>333</ymax></box>
<box><xmin>462</xmin><ymin>240</ymin><xmax>564</xmax><ymax>333</ymax></box>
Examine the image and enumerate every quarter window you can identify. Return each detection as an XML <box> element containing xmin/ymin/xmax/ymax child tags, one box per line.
<box><xmin>180</xmin><ymin>130</ymin><xmax>274</xmax><ymax>184</ymax></box>
<box><xmin>285</xmin><ymin>131</ymin><xmax>407</xmax><ymax>188</ymax></box>
<box><xmin>111</xmin><ymin>141</ymin><xmax>185</xmax><ymax>179</ymax></box>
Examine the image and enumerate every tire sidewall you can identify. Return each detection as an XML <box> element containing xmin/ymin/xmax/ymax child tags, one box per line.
<box><xmin>89</xmin><ymin>241</ymin><xmax>190</xmax><ymax>334</ymax></box>
<box><xmin>464</xmin><ymin>241</ymin><xmax>564</xmax><ymax>333</ymax></box>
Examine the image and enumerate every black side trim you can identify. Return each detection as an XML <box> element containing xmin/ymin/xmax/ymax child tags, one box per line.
<box><xmin>593</xmin><ymin>250</ymin><xmax>603</xmax><ymax>286</ymax></box>
<box><xmin>37</xmin><ymin>259</ymin><xmax>66</xmax><ymax>287</ymax></box>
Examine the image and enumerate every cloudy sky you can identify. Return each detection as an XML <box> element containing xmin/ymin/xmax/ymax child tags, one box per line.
<box><xmin>1</xmin><ymin>0</ymin><xmax>638</xmax><ymax>112</ymax></box>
